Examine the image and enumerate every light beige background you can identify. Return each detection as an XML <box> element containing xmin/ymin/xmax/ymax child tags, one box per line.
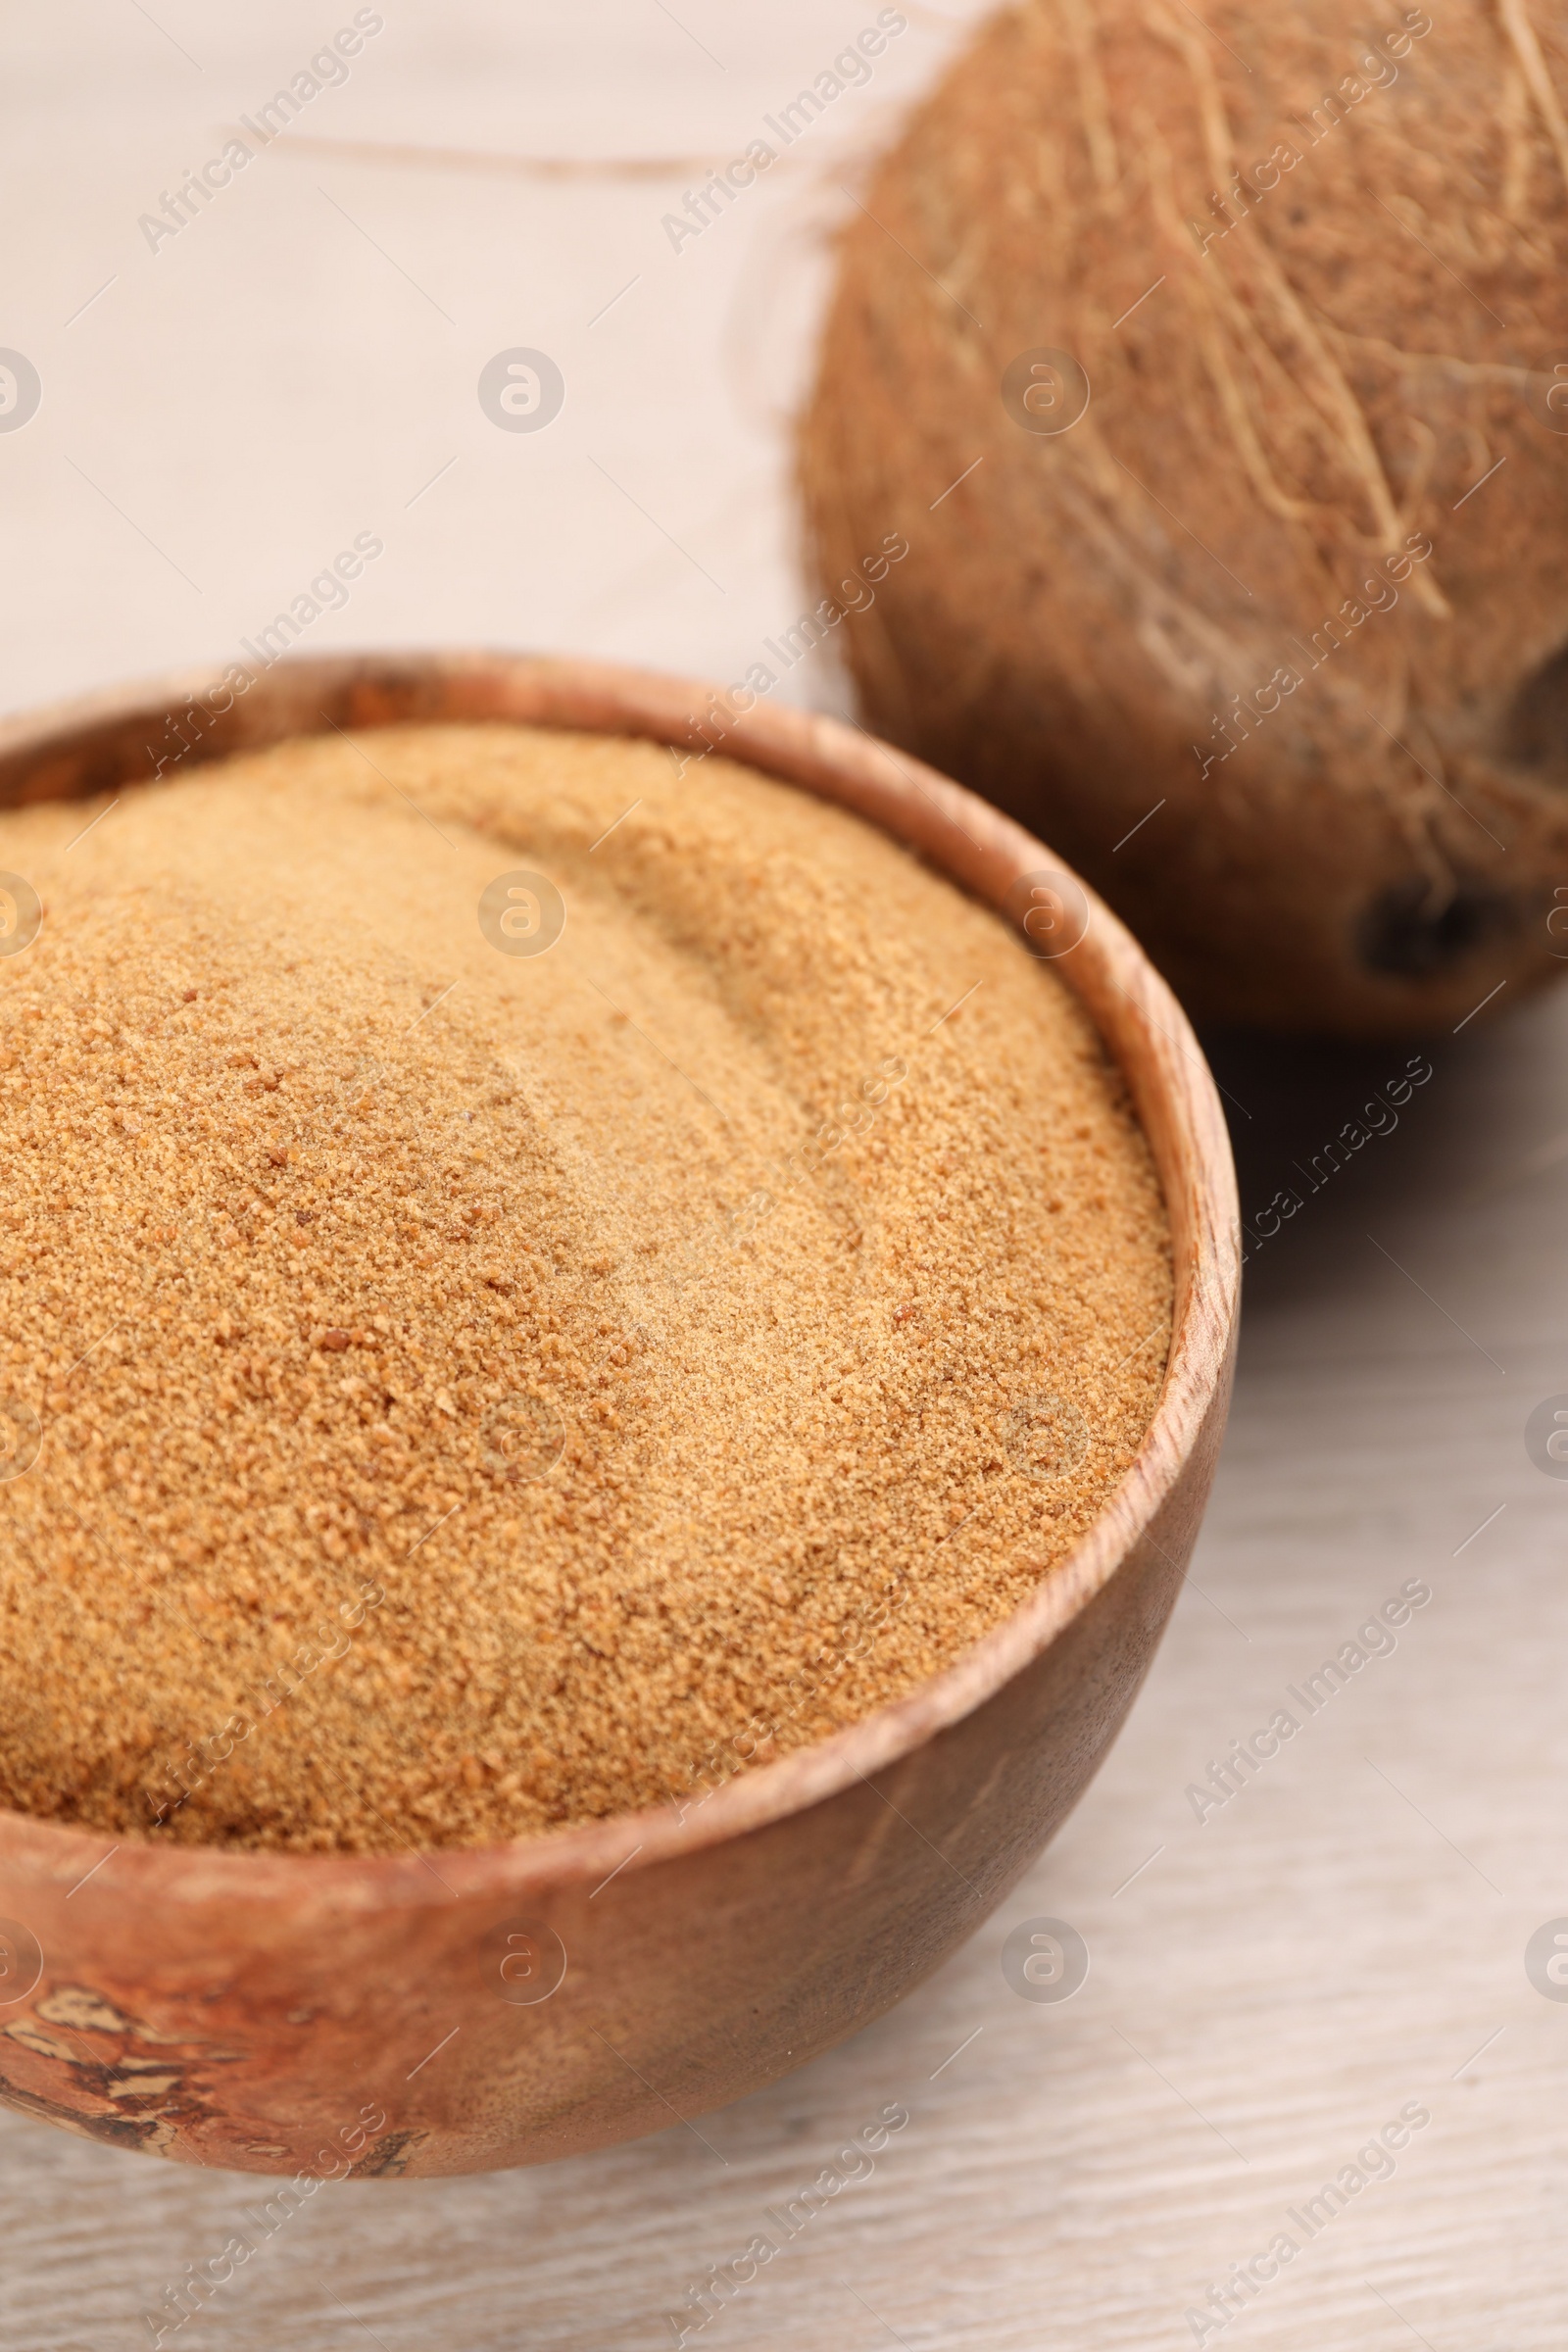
<box><xmin>3</xmin><ymin>5</ymin><xmax>1565</xmax><ymax>2347</ymax></box>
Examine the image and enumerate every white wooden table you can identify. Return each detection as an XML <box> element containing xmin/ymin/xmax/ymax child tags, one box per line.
<box><xmin>4</xmin><ymin>6</ymin><xmax>1565</xmax><ymax>2345</ymax></box>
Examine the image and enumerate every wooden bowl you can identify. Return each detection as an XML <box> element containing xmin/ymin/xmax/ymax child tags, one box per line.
<box><xmin>0</xmin><ymin>654</ymin><xmax>1239</xmax><ymax>2178</ymax></box>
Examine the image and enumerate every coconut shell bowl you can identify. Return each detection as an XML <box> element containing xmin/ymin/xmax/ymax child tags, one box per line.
<box><xmin>0</xmin><ymin>654</ymin><xmax>1239</xmax><ymax>2178</ymax></box>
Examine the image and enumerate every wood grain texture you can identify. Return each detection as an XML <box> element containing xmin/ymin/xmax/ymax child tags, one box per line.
<box><xmin>1</xmin><ymin>5</ymin><xmax>1561</xmax><ymax>2341</ymax></box>
<box><xmin>0</xmin><ymin>652</ymin><xmax>1238</xmax><ymax>2179</ymax></box>
<box><xmin>5</xmin><ymin>990</ymin><xmax>1557</xmax><ymax>2349</ymax></box>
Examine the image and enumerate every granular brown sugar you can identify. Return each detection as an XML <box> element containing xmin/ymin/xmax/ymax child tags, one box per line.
<box><xmin>0</xmin><ymin>722</ymin><xmax>1171</xmax><ymax>1851</ymax></box>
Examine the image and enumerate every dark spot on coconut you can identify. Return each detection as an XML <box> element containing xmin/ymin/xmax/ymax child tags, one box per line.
<box><xmin>800</xmin><ymin>0</ymin><xmax>1568</xmax><ymax>1031</ymax></box>
<box><xmin>1357</xmin><ymin>880</ymin><xmax>1517</xmax><ymax>978</ymax></box>
<box><xmin>1504</xmin><ymin>636</ymin><xmax>1568</xmax><ymax>779</ymax></box>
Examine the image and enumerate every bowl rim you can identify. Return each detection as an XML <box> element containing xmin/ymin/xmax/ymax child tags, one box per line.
<box><xmin>0</xmin><ymin>650</ymin><xmax>1241</xmax><ymax>1913</ymax></box>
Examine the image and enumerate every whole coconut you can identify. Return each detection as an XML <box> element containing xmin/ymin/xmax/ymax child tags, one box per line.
<box><xmin>801</xmin><ymin>0</ymin><xmax>1568</xmax><ymax>1033</ymax></box>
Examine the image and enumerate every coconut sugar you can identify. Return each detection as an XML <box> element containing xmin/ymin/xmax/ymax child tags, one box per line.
<box><xmin>0</xmin><ymin>723</ymin><xmax>1171</xmax><ymax>1851</ymax></box>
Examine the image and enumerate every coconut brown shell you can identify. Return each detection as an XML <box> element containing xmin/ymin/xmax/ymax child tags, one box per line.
<box><xmin>801</xmin><ymin>0</ymin><xmax>1568</xmax><ymax>1033</ymax></box>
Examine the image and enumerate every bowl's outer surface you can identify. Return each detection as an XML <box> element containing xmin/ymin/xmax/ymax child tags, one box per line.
<box><xmin>0</xmin><ymin>654</ymin><xmax>1239</xmax><ymax>2176</ymax></box>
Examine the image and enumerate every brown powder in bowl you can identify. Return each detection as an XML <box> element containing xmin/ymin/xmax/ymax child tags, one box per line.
<box><xmin>0</xmin><ymin>722</ymin><xmax>1171</xmax><ymax>1852</ymax></box>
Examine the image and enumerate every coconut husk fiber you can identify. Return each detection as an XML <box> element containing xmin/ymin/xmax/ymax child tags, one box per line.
<box><xmin>800</xmin><ymin>0</ymin><xmax>1568</xmax><ymax>1034</ymax></box>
